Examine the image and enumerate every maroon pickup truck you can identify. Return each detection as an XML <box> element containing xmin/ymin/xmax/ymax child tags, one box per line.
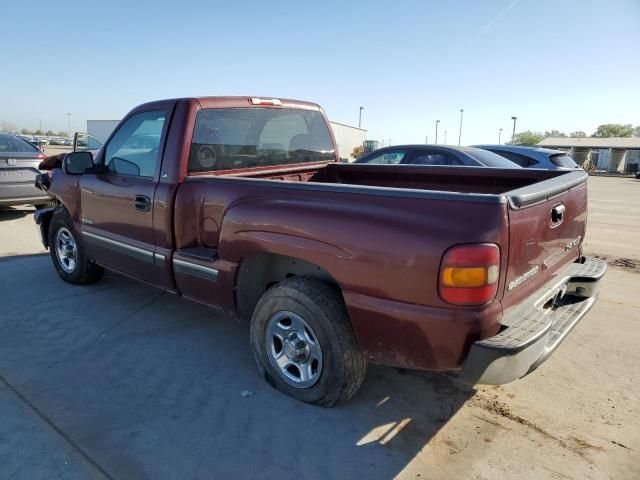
<box><xmin>34</xmin><ymin>96</ymin><xmax>606</xmax><ymax>406</ymax></box>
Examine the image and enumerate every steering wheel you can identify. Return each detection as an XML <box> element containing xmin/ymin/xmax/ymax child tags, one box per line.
<box><xmin>197</xmin><ymin>145</ymin><xmax>217</xmax><ymax>169</ymax></box>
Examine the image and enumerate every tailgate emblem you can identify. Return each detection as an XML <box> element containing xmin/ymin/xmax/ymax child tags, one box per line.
<box><xmin>6</xmin><ymin>158</ymin><xmax>17</xmax><ymax>166</ymax></box>
<box><xmin>565</xmin><ymin>235</ymin><xmax>582</xmax><ymax>252</ymax></box>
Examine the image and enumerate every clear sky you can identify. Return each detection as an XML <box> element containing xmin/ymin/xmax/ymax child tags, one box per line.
<box><xmin>1</xmin><ymin>0</ymin><xmax>639</xmax><ymax>145</ymax></box>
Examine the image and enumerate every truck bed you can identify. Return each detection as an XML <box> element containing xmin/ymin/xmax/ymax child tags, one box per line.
<box><xmin>192</xmin><ymin>162</ymin><xmax>587</xmax><ymax>206</ymax></box>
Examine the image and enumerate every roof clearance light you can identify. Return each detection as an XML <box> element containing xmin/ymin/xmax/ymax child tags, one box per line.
<box><xmin>250</xmin><ymin>97</ymin><xmax>282</xmax><ymax>106</ymax></box>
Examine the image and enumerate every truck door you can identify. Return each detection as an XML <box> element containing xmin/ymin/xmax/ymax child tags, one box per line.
<box><xmin>78</xmin><ymin>110</ymin><xmax>172</xmax><ymax>287</ymax></box>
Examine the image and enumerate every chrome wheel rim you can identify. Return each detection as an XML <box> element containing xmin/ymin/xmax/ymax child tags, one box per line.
<box><xmin>55</xmin><ymin>227</ymin><xmax>78</xmax><ymax>273</ymax></box>
<box><xmin>265</xmin><ymin>311</ymin><xmax>323</xmax><ymax>388</ymax></box>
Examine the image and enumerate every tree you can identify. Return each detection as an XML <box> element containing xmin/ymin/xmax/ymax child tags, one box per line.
<box><xmin>591</xmin><ymin>124</ymin><xmax>634</xmax><ymax>138</ymax></box>
<box><xmin>508</xmin><ymin>130</ymin><xmax>545</xmax><ymax>146</ymax></box>
<box><xmin>57</xmin><ymin>130</ymin><xmax>68</xmax><ymax>137</ymax></box>
<box><xmin>34</xmin><ymin>129</ymin><xmax>44</xmax><ymax>135</ymax></box>
<box><xmin>0</xmin><ymin>121</ymin><xmax>17</xmax><ymax>132</ymax></box>
<box><xmin>544</xmin><ymin>130</ymin><xmax>567</xmax><ymax>138</ymax></box>
<box><xmin>633</xmin><ymin>126</ymin><xmax>640</xmax><ymax>138</ymax></box>
<box><xmin>570</xmin><ymin>131</ymin><xmax>587</xmax><ymax>138</ymax></box>
<box><xmin>45</xmin><ymin>130</ymin><xmax>55</xmax><ymax>136</ymax></box>
<box><xmin>20</xmin><ymin>128</ymin><xmax>32</xmax><ymax>135</ymax></box>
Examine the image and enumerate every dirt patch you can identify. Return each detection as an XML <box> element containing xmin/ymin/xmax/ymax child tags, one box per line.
<box><xmin>470</xmin><ymin>393</ymin><xmax>602</xmax><ymax>459</ymax></box>
<box><xmin>592</xmin><ymin>254</ymin><xmax>640</xmax><ymax>273</ymax></box>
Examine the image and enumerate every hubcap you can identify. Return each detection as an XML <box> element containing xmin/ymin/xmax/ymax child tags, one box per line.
<box><xmin>265</xmin><ymin>311</ymin><xmax>323</xmax><ymax>388</ymax></box>
<box><xmin>55</xmin><ymin>227</ymin><xmax>78</xmax><ymax>273</ymax></box>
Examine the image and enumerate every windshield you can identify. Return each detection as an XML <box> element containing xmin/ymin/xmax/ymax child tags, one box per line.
<box><xmin>188</xmin><ymin>108</ymin><xmax>335</xmax><ymax>172</ymax></box>
<box><xmin>0</xmin><ymin>135</ymin><xmax>40</xmax><ymax>154</ymax></box>
<box><xmin>465</xmin><ymin>148</ymin><xmax>522</xmax><ymax>168</ymax></box>
<box><xmin>550</xmin><ymin>154</ymin><xmax>579</xmax><ymax>168</ymax></box>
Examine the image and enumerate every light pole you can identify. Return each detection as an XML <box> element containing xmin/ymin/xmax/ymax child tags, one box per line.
<box><xmin>358</xmin><ymin>106</ymin><xmax>364</xmax><ymax>128</ymax></box>
<box><xmin>67</xmin><ymin>113</ymin><xmax>71</xmax><ymax>139</ymax></box>
<box><xmin>444</xmin><ymin>130</ymin><xmax>447</xmax><ymax>144</ymax></box>
<box><xmin>435</xmin><ymin>120</ymin><xmax>440</xmax><ymax>144</ymax></box>
<box><xmin>498</xmin><ymin>128</ymin><xmax>503</xmax><ymax>144</ymax></box>
<box><xmin>458</xmin><ymin>108</ymin><xmax>464</xmax><ymax>145</ymax></box>
<box><xmin>425</xmin><ymin>135</ymin><xmax>428</xmax><ymax>144</ymax></box>
<box><xmin>511</xmin><ymin>116</ymin><xmax>517</xmax><ymax>144</ymax></box>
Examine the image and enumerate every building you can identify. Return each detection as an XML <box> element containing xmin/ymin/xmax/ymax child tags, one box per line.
<box><xmin>87</xmin><ymin>119</ymin><xmax>366</xmax><ymax>162</ymax></box>
<box><xmin>537</xmin><ymin>137</ymin><xmax>640</xmax><ymax>173</ymax></box>
<box><xmin>329</xmin><ymin>122</ymin><xmax>367</xmax><ymax>162</ymax></box>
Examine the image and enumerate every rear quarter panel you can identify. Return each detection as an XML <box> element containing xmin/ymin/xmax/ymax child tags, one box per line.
<box><xmin>174</xmin><ymin>179</ymin><xmax>511</xmax><ymax>369</ymax></box>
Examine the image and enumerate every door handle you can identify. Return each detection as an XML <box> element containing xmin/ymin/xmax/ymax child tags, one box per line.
<box><xmin>134</xmin><ymin>195</ymin><xmax>151</xmax><ymax>212</ymax></box>
<box><xmin>551</xmin><ymin>204</ymin><xmax>565</xmax><ymax>224</ymax></box>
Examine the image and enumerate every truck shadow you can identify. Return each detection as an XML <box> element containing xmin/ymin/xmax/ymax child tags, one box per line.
<box><xmin>0</xmin><ymin>261</ymin><xmax>476</xmax><ymax>480</ymax></box>
<box><xmin>0</xmin><ymin>206</ymin><xmax>33</xmax><ymax>221</ymax></box>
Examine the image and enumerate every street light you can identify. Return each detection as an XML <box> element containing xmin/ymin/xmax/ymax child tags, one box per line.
<box><xmin>458</xmin><ymin>108</ymin><xmax>464</xmax><ymax>145</ymax></box>
<box><xmin>498</xmin><ymin>128</ymin><xmax>503</xmax><ymax>144</ymax></box>
<box><xmin>425</xmin><ymin>135</ymin><xmax>428</xmax><ymax>144</ymax></box>
<box><xmin>435</xmin><ymin>120</ymin><xmax>440</xmax><ymax>144</ymax></box>
<box><xmin>358</xmin><ymin>106</ymin><xmax>364</xmax><ymax>128</ymax></box>
<box><xmin>511</xmin><ymin>116</ymin><xmax>517</xmax><ymax>144</ymax></box>
<box><xmin>444</xmin><ymin>130</ymin><xmax>447</xmax><ymax>144</ymax></box>
<box><xmin>67</xmin><ymin>113</ymin><xmax>71</xmax><ymax>139</ymax></box>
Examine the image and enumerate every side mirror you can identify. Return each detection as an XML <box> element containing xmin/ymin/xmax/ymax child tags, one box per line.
<box><xmin>74</xmin><ymin>132</ymin><xmax>103</xmax><ymax>153</ymax></box>
<box><xmin>63</xmin><ymin>152</ymin><xmax>94</xmax><ymax>175</ymax></box>
<box><xmin>107</xmin><ymin>157</ymin><xmax>140</xmax><ymax>176</ymax></box>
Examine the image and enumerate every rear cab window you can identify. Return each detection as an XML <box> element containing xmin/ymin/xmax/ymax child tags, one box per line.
<box><xmin>550</xmin><ymin>154</ymin><xmax>579</xmax><ymax>168</ymax></box>
<box><xmin>489</xmin><ymin>150</ymin><xmax>537</xmax><ymax>167</ymax></box>
<box><xmin>465</xmin><ymin>149</ymin><xmax>523</xmax><ymax>168</ymax></box>
<box><xmin>188</xmin><ymin>108</ymin><xmax>335</xmax><ymax>172</ymax></box>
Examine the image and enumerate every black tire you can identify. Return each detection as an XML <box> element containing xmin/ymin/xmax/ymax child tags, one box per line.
<box><xmin>48</xmin><ymin>209</ymin><xmax>104</xmax><ymax>285</ymax></box>
<box><xmin>250</xmin><ymin>277</ymin><xmax>367</xmax><ymax>407</ymax></box>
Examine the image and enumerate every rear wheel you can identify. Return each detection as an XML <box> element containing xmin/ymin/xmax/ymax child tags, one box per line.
<box><xmin>250</xmin><ymin>277</ymin><xmax>367</xmax><ymax>407</ymax></box>
<box><xmin>48</xmin><ymin>210</ymin><xmax>104</xmax><ymax>284</ymax></box>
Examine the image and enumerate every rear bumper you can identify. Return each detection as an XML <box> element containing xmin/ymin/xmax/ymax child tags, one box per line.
<box><xmin>0</xmin><ymin>182</ymin><xmax>49</xmax><ymax>206</ymax></box>
<box><xmin>459</xmin><ymin>256</ymin><xmax>607</xmax><ymax>385</ymax></box>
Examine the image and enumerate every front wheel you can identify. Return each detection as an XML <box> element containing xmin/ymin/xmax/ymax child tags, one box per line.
<box><xmin>250</xmin><ymin>277</ymin><xmax>367</xmax><ymax>407</ymax></box>
<box><xmin>48</xmin><ymin>210</ymin><xmax>104</xmax><ymax>284</ymax></box>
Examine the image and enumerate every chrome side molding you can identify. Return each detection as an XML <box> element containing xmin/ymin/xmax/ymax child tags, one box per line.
<box><xmin>83</xmin><ymin>231</ymin><xmax>165</xmax><ymax>266</ymax></box>
<box><xmin>173</xmin><ymin>257</ymin><xmax>219</xmax><ymax>282</ymax></box>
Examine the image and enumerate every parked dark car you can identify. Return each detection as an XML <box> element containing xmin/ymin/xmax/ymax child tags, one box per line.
<box><xmin>35</xmin><ymin>96</ymin><xmax>605</xmax><ymax>406</ymax></box>
<box><xmin>353</xmin><ymin>144</ymin><xmax>520</xmax><ymax>168</ymax></box>
<box><xmin>473</xmin><ymin>145</ymin><xmax>581</xmax><ymax>170</ymax></box>
<box><xmin>0</xmin><ymin>132</ymin><xmax>50</xmax><ymax>207</ymax></box>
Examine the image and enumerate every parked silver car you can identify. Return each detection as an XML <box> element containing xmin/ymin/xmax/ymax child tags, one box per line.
<box><xmin>473</xmin><ymin>145</ymin><xmax>581</xmax><ymax>170</ymax></box>
<box><xmin>0</xmin><ymin>133</ymin><xmax>50</xmax><ymax>207</ymax></box>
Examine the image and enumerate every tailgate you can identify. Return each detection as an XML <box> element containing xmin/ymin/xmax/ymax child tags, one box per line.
<box><xmin>502</xmin><ymin>171</ymin><xmax>588</xmax><ymax>307</ymax></box>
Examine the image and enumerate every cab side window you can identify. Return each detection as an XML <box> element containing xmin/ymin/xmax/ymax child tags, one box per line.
<box><xmin>104</xmin><ymin>111</ymin><xmax>166</xmax><ymax>177</ymax></box>
<box><xmin>361</xmin><ymin>149</ymin><xmax>408</xmax><ymax>165</ymax></box>
<box><xmin>411</xmin><ymin>150</ymin><xmax>462</xmax><ymax>166</ymax></box>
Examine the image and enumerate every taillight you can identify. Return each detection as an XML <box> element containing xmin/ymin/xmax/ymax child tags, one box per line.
<box><xmin>439</xmin><ymin>243</ymin><xmax>500</xmax><ymax>305</ymax></box>
<box><xmin>37</xmin><ymin>153</ymin><xmax>47</xmax><ymax>159</ymax></box>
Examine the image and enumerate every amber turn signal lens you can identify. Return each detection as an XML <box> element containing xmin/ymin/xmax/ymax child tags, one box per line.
<box><xmin>441</xmin><ymin>267</ymin><xmax>487</xmax><ymax>287</ymax></box>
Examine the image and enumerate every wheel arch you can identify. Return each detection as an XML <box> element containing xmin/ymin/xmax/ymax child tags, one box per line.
<box><xmin>235</xmin><ymin>252</ymin><xmax>343</xmax><ymax>321</ymax></box>
<box><xmin>34</xmin><ymin>204</ymin><xmax>65</xmax><ymax>249</ymax></box>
